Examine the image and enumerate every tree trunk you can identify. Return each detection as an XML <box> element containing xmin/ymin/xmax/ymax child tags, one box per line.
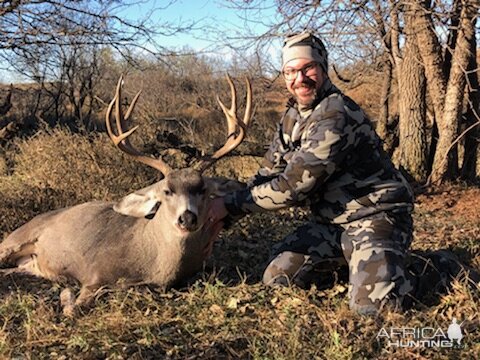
<box><xmin>414</xmin><ymin>0</ymin><xmax>447</xmax><ymax>122</ymax></box>
<box><xmin>460</xmin><ymin>23</ymin><xmax>479</xmax><ymax>180</ymax></box>
<box><xmin>430</xmin><ymin>0</ymin><xmax>478</xmax><ymax>183</ymax></box>
<box><xmin>443</xmin><ymin>0</ymin><xmax>462</xmax><ymax>81</ymax></box>
<box><xmin>397</xmin><ymin>3</ymin><xmax>428</xmax><ymax>182</ymax></box>
<box><xmin>371</xmin><ymin>0</ymin><xmax>392</xmax><ymax>148</ymax></box>
<box><xmin>377</xmin><ymin>59</ymin><xmax>392</xmax><ymax>142</ymax></box>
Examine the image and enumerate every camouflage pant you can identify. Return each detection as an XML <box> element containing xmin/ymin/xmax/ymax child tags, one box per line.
<box><xmin>263</xmin><ymin>210</ymin><xmax>414</xmax><ymax>314</ymax></box>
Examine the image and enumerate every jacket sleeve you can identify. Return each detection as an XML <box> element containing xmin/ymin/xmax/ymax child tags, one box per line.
<box><xmin>247</xmin><ymin>123</ymin><xmax>287</xmax><ymax>187</ymax></box>
<box><xmin>224</xmin><ymin>96</ymin><xmax>350</xmax><ymax>216</ymax></box>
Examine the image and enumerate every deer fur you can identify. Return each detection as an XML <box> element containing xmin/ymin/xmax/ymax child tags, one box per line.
<box><xmin>0</xmin><ymin>169</ymin><xmax>244</xmax><ymax>314</ymax></box>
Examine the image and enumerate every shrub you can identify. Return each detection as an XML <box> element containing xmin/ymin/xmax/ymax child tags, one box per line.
<box><xmin>0</xmin><ymin>127</ymin><xmax>160</xmax><ymax>234</ymax></box>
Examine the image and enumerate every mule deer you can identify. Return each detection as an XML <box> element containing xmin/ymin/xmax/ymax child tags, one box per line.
<box><xmin>0</xmin><ymin>75</ymin><xmax>252</xmax><ymax>315</ymax></box>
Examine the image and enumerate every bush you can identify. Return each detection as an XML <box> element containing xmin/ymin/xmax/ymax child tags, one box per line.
<box><xmin>0</xmin><ymin>127</ymin><xmax>161</xmax><ymax>234</ymax></box>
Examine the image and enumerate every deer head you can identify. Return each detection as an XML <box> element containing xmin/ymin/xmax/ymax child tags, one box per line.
<box><xmin>105</xmin><ymin>75</ymin><xmax>252</xmax><ymax>233</ymax></box>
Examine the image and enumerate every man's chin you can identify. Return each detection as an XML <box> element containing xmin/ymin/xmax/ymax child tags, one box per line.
<box><xmin>296</xmin><ymin>96</ymin><xmax>316</xmax><ymax>106</ymax></box>
<box><xmin>294</xmin><ymin>89</ymin><xmax>316</xmax><ymax>106</ymax></box>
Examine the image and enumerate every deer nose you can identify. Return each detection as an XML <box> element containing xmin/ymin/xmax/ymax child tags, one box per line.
<box><xmin>178</xmin><ymin>210</ymin><xmax>198</xmax><ymax>230</ymax></box>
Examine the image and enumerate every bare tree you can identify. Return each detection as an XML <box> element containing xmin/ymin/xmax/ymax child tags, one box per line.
<box><xmin>460</xmin><ymin>34</ymin><xmax>480</xmax><ymax>180</ymax></box>
<box><xmin>0</xmin><ymin>1</ymin><xmax>198</xmax><ymax>126</ymax></box>
<box><xmin>0</xmin><ymin>1</ymin><xmax>191</xmax><ymax>58</ymax></box>
<box><xmin>391</xmin><ymin>1</ymin><xmax>428</xmax><ymax>182</ymax></box>
<box><xmin>425</xmin><ymin>0</ymin><xmax>479</xmax><ymax>183</ymax></box>
<box><xmin>370</xmin><ymin>0</ymin><xmax>393</xmax><ymax>143</ymax></box>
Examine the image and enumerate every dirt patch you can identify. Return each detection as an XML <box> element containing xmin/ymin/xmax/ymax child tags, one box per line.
<box><xmin>416</xmin><ymin>185</ymin><xmax>480</xmax><ymax>223</ymax></box>
<box><xmin>413</xmin><ymin>184</ymin><xmax>480</xmax><ymax>269</ymax></box>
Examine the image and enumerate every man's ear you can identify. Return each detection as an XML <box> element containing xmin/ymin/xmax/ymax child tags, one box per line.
<box><xmin>207</xmin><ymin>177</ymin><xmax>246</xmax><ymax>197</ymax></box>
<box><xmin>113</xmin><ymin>182</ymin><xmax>163</xmax><ymax>218</ymax></box>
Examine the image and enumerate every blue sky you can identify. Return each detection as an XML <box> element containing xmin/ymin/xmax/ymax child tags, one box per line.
<box><xmin>115</xmin><ymin>0</ymin><xmax>284</xmax><ymax>74</ymax></box>
<box><xmin>120</xmin><ymin>0</ymin><xmax>277</xmax><ymax>52</ymax></box>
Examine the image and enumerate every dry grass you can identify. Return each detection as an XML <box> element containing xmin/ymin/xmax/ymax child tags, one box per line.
<box><xmin>0</xmin><ymin>128</ymin><xmax>158</xmax><ymax>235</ymax></box>
<box><xmin>0</xmin><ymin>115</ymin><xmax>479</xmax><ymax>359</ymax></box>
<box><xmin>0</xmin><ymin>203</ymin><xmax>478</xmax><ymax>360</ymax></box>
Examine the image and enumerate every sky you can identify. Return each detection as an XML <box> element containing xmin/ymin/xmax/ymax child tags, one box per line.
<box><xmin>120</xmin><ymin>0</ymin><xmax>278</xmax><ymax>53</ymax></box>
<box><xmin>123</xmin><ymin>0</ymin><xmax>244</xmax><ymax>48</ymax></box>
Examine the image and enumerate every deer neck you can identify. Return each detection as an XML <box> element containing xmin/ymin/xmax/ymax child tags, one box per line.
<box><xmin>142</xmin><ymin>214</ymin><xmax>206</xmax><ymax>287</ymax></box>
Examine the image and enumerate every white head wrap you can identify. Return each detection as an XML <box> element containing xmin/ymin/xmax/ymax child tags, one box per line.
<box><xmin>282</xmin><ymin>31</ymin><xmax>328</xmax><ymax>72</ymax></box>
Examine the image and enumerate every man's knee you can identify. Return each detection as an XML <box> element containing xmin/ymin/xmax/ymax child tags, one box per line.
<box><xmin>348</xmin><ymin>246</ymin><xmax>414</xmax><ymax>315</ymax></box>
<box><xmin>349</xmin><ymin>281</ymin><xmax>404</xmax><ymax>315</ymax></box>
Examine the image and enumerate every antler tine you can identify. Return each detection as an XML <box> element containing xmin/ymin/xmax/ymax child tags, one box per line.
<box><xmin>196</xmin><ymin>75</ymin><xmax>253</xmax><ymax>172</ymax></box>
<box><xmin>106</xmin><ymin>76</ymin><xmax>139</xmax><ymax>146</ymax></box>
<box><xmin>105</xmin><ymin>75</ymin><xmax>171</xmax><ymax>176</ymax></box>
<box><xmin>242</xmin><ymin>76</ymin><xmax>253</xmax><ymax>128</ymax></box>
<box><xmin>124</xmin><ymin>90</ymin><xmax>142</xmax><ymax>121</ymax></box>
<box><xmin>217</xmin><ymin>76</ymin><xmax>252</xmax><ymax>133</ymax></box>
<box><xmin>114</xmin><ymin>75</ymin><xmax>125</xmax><ymax>138</ymax></box>
<box><xmin>215</xmin><ymin>73</ymin><xmax>237</xmax><ymax>137</ymax></box>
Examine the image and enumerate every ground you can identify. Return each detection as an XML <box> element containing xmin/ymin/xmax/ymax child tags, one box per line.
<box><xmin>416</xmin><ymin>185</ymin><xmax>480</xmax><ymax>224</ymax></box>
<box><xmin>0</xmin><ymin>155</ymin><xmax>478</xmax><ymax>359</ymax></box>
<box><xmin>414</xmin><ymin>184</ymin><xmax>480</xmax><ymax>269</ymax></box>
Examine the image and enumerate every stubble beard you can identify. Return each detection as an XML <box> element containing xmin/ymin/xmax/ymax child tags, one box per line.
<box><xmin>294</xmin><ymin>84</ymin><xmax>317</xmax><ymax>106</ymax></box>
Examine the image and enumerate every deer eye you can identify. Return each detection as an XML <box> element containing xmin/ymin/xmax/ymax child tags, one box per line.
<box><xmin>164</xmin><ymin>189</ymin><xmax>173</xmax><ymax>196</ymax></box>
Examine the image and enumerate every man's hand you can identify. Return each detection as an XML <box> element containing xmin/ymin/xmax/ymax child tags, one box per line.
<box><xmin>208</xmin><ymin>197</ymin><xmax>229</xmax><ymax>222</ymax></box>
<box><xmin>202</xmin><ymin>197</ymin><xmax>229</xmax><ymax>259</ymax></box>
<box><xmin>202</xmin><ymin>219</ymin><xmax>224</xmax><ymax>259</ymax></box>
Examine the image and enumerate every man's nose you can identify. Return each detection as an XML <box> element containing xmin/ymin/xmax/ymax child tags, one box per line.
<box><xmin>293</xmin><ymin>70</ymin><xmax>306</xmax><ymax>85</ymax></box>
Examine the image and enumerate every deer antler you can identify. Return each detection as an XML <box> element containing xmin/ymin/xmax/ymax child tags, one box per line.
<box><xmin>105</xmin><ymin>76</ymin><xmax>171</xmax><ymax>176</ymax></box>
<box><xmin>196</xmin><ymin>74</ymin><xmax>253</xmax><ymax>172</ymax></box>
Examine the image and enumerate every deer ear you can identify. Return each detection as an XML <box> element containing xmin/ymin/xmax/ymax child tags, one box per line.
<box><xmin>206</xmin><ymin>177</ymin><xmax>246</xmax><ymax>197</ymax></box>
<box><xmin>113</xmin><ymin>183</ymin><xmax>162</xmax><ymax>218</ymax></box>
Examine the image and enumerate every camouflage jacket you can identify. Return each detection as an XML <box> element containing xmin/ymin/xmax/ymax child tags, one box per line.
<box><xmin>224</xmin><ymin>78</ymin><xmax>414</xmax><ymax>224</ymax></box>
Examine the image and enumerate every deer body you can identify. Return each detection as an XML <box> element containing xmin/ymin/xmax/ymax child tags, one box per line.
<box><xmin>1</xmin><ymin>202</ymin><xmax>156</xmax><ymax>285</ymax></box>
<box><xmin>1</xmin><ymin>173</ymin><xmax>234</xmax><ymax>288</ymax></box>
<box><xmin>0</xmin><ymin>75</ymin><xmax>252</xmax><ymax>314</ymax></box>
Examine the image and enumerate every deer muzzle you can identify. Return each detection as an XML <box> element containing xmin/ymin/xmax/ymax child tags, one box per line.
<box><xmin>177</xmin><ymin>210</ymin><xmax>198</xmax><ymax>232</ymax></box>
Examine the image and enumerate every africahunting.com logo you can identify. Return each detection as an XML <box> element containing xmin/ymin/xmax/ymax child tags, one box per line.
<box><xmin>376</xmin><ymin>317</ymin><xmax>465</xmax><ymax>348</ymax></box>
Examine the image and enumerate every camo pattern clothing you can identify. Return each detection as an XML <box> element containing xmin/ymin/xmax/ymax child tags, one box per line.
<box><xmin>223</xmin><ymin>78</ymin><xmax>416</xmax><ymax>314</ymax></box>
<box><xmin>261</xmin><ymin>211</ymin><xmax>414</xmax><ymax>313</ymax></box>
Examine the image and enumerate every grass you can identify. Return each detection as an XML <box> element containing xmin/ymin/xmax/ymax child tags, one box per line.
<box><xmin>1</xmin><ymin>277</ymin><xmax>477</xmax><ymax>359</ymax></box>
<box><xmin>0</xmin><ymin>129</ymin><xmax>479</xmax><ymax>359</ymax></box>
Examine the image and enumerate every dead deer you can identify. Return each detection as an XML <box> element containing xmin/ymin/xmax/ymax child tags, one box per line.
<box><xmin>0</xmin><ymin>75</ymin><xmax>252</xmax><ymax>315</ymax></box>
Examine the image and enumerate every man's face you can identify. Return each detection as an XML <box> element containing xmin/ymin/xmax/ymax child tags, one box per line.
<box><xmin>283</xmin><ymin>59</ymin><xmax>326</xmax><ymax>106</ymax></box>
